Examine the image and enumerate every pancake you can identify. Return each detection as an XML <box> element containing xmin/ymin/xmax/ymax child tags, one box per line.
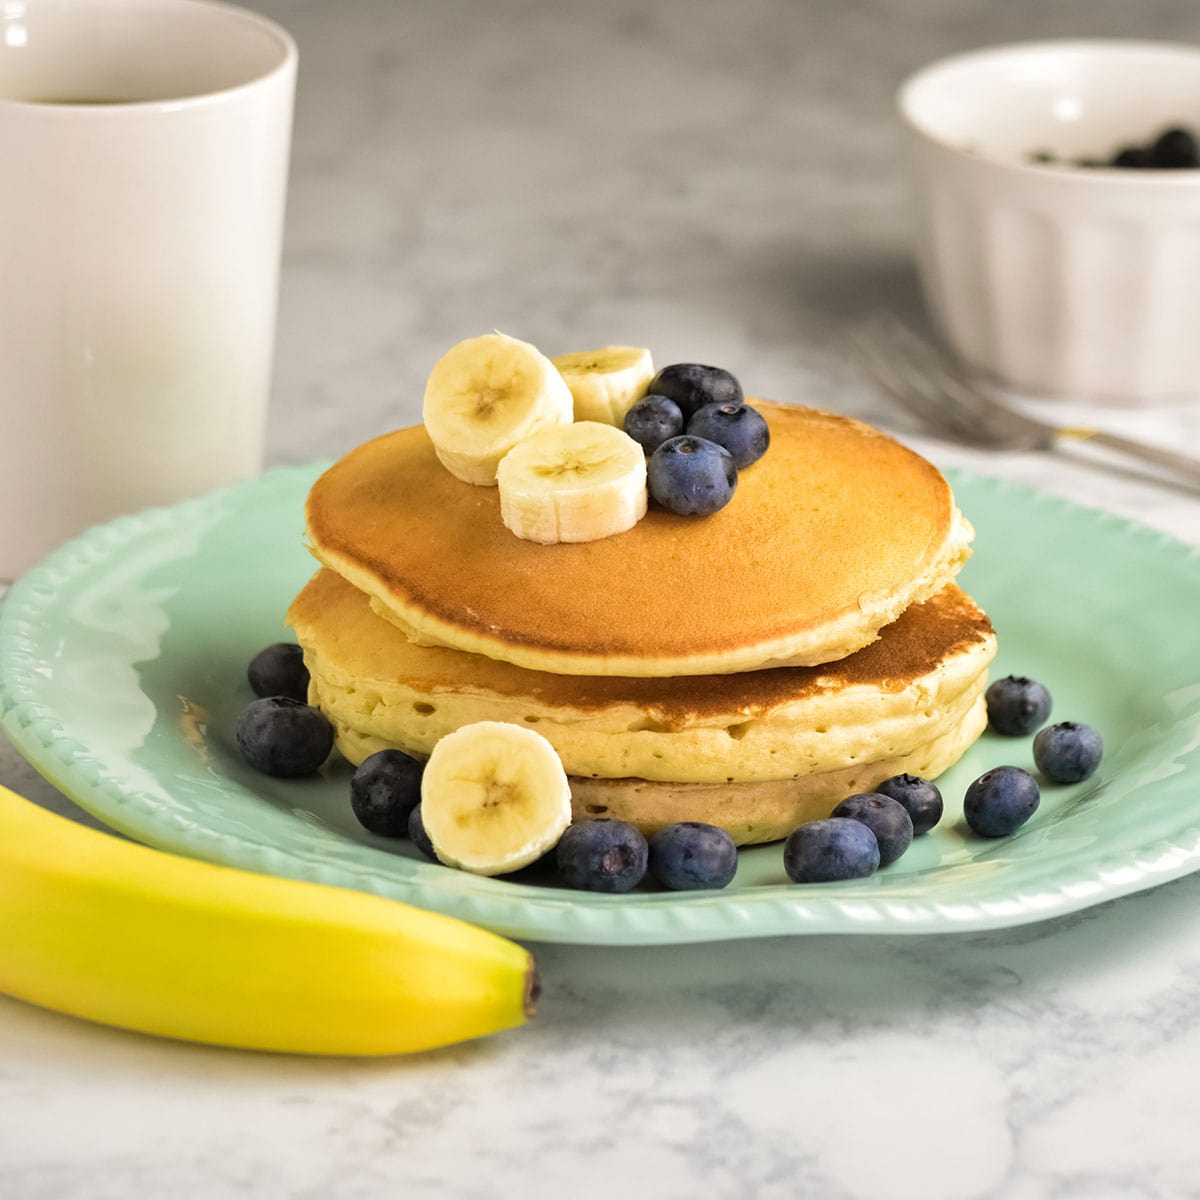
<box><xmin>304</xmin><ymin>401</ymin><xmax>974</xmax><ymax>677</ymax></box>
<box><xmin>563</xmin><ymin>697</ymin><xmax>987</xmax><ymax>845</ymax></box>
<box><xmin>332</xmin><ymin>696</ymin><xmax>987</xmax><ymax>847</ymax></box>
<box><xmin>289</xmin><ymin>569</ymin><xmax>996</xmax><ymax>786</ymax></box>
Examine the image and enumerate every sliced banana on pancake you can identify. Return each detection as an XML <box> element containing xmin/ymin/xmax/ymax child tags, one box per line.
<box><xmin>421</xmin><ymin>722</ymin><xmax>573</xmax><ymax>875</ymax></box>
<box><xmin>497</xmin><ymin>421</ymin><xmax>648</xmax><ymax>544</ymax></box>
<box><xmin>551</xmin><ymin>345</ymin><xmax>654</xmax><ymax>425</ymax></box>
<box><xmin>423</xmin><ymin>332</ymin><xmax>573</xmax><ymax>485</ymax></box>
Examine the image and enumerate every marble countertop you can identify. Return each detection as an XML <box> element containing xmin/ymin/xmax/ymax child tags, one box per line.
<box><xmin>3</xmin><ymin>1</ymin><xmax>1200</xmax><ymax>1197</ymax></box>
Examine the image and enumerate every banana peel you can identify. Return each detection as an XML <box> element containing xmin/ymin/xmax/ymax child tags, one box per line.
<box><xmin>0</xmin><ymin>783</ymin><xmax>538</xmax><ymax>1055</ymax></box>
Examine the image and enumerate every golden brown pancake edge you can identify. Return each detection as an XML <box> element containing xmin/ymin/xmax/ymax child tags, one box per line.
<box><xmin>303</xmin><ymin>401</ymin><xmax>964</xmax><ymax>671</ymax></box>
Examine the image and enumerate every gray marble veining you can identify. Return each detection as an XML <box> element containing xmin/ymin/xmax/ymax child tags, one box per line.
<box><xmin>3</xmin><ymin>0</ymin><xmax>1200</xmax><ymax>1197</ymax></box>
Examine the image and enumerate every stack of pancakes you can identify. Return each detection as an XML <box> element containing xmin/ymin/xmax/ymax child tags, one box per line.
<box><xmin>289</xmin><ymin>402</ymin><xmax>996</xmax><ymax>845</ymax></box>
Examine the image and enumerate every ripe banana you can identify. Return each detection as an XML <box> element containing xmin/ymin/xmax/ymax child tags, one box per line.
<box><xmin>551</xmin><ymin>345</ymin><xmax>654</xmax><ymax>425</ymax></box>
<box><xmin>0</xmin><ymin>784</ymin><xmax>537</xmax><ymax>1055</ymax></box>
<box><xmin>497</xmin><ymin>421</ymin><xmax>648</xmax><ymax>544</ymax></box>
<box><xmin>421</xmin><ymin>722</ymin><xmax>572</xmax><ymax>876</ymax></box>
<box><xmin>423</xmin><ymin>332</ymin><xmax>573</xmax><ymax>485</ymax></box>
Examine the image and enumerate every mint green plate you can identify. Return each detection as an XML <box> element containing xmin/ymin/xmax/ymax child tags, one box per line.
<box><xmin>2</xmin><ymin>466</ymin><xmax>1199</xmax><ymax>944</ymax></box>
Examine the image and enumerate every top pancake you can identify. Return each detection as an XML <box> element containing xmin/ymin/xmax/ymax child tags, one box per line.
<box><xmin>305</xmin><ymin>402</ymin><xmax>972</xmax><ymax>677</ymax></box>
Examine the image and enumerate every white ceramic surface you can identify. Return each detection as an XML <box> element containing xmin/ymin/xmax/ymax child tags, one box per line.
<box><xmin>900</xmin><ymin>40</ymin><xmax>1200</xmax><ymax>403</ymax></box>
<box><xmin>0</xmin><ymin>0</ymin><xmax>296</xmax><ymax>579</ymax></box>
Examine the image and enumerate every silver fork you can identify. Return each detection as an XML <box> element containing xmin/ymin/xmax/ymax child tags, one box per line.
<box><xmin>852</xmin><ymin>316</ymin><xmax>1200</xmax><ymax>490</ymax></box>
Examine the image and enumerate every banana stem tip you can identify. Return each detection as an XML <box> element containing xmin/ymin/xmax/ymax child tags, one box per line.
<box><xmin>524</xmin><ymin>959</ymin><xmax>542</xmax><ymax>1020</ymax></box>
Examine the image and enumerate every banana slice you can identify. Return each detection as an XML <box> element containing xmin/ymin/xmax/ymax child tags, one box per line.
<box><xmin>551</xmin><ymin>345</ymin><xmax>654</xmax><ymax>425</ymax></box>
<box><xmin>421</xmin><ymin>722</ymin><xmax>572</xmax><ymax>876</ymax></box>
<box><xmin>423</xmin><ymin>332</ymin><xmax>574</xmax><ymax>485</ymax></box>
<box><xmin>497</xmin><ymin>421</ymin><xmax>648</xmax><ymax>544</ymax></box>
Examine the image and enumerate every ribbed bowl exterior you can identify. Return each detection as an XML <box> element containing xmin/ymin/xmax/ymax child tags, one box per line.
<box><xmin>906</xmin><ymin>130</ymin><xmax>1200</xmax><ymax>402</ymax></box>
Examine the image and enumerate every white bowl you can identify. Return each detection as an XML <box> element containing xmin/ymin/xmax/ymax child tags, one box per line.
<box><xmin>899</xmin><ymin>40</ymin><xmax>1200</xmax><ymax>402</ymax></box>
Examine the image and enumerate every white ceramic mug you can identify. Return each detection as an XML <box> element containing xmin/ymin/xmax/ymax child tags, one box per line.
<box><xmin>0</xmin><ymin>0</ymin><xmax>296</xmax><ymax>579</ymax></box>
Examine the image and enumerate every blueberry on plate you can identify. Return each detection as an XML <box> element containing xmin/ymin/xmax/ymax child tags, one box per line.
<box><xmin>503</xmin><ymin>847</ymin><xmax>567</xmax><ymax>883</ymax></box>
<box><xmin>985</xmin><ymin>675</ymin><xmax>1052</xmax><ymax>736</ymax></box>
<box><xmin>783</xmin><ymin>818</ymin><xmax>880</xmax><ymax>883</ymax></box>
<box><xmin>247</xmin><ymin>642</ymin><xmax>310</xmax><ymax>703</ymax></box>
<box><xmin>830</xmin><ymin>792</ymin><xmax>914</xmax><ymax>867</ymax></box>
<box><xmin>648</xmin><ymin>822</ymin><xmax>738</xmax><ymax>891</ymax></box>
<box><xmin>407</xmin><ymin>803</ymin><xmax>439</xmax><ymax>862</ymax></box>
<box><xmin>963</xmin><ymin>766</ymin><xmax>1040</xmax><ymax>837</ymax></box>
<box><xmin>235</xmin><ymin>696</ymin><xmax>333</xmax><ymax>777</ymax></box>
<box><xmin>556</xmin><ymin>819</ymin><xmax>648</xmax><ymax>893</ymax></box>
<box><xmin>646</xmin><ymin>363</ymin><xmax>743</xmax><ymax>421</ymax></box>
<box><xmin>647</xmin><ymin>435</ymin><xmax>737</xmax><ymax>516</ymax></box>
<box><xmin>1033</xmin><ymin>721</ymin><xmax>1103</xmax><ymax>784</ymax></box>
<box><xmin>623</xmin><ymin>394</ymin><xmax>684</xmax><ymax>455</ymax></box>
<box><xmin>687</xmin><ymin>402</ymin><xmax>770</xmax><ymax>468</ymax></box>
<box><xmin>873</xmin><ymin>773</ymin><xmax>944</xmax><ymax>837</ymax></box>
<box><xmin>350</xmin><ymin>749</ymin><xmax>425</xmax><ymax>837</ymax></box>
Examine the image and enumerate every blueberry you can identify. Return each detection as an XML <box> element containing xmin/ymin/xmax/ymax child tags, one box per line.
<box><xmin>873</xmin><ymin>773</ymin><xmax>944</xmax><ymax>837</ymax></box>
<box><xmin>556</xmin><ymin>819</ymin><xmax>648</xmax><ymax>893</ymax></box>
<box><xmin>830</xmin><ymin>792</ymin><xmax>914</xmax><ymax>867</ymax></box>
<box><xmin>407</xmin><ymin>803</ymin><xmax>438</xmax><ymax>862</ymax></box>
<box><xmin>623</xmin><ymin>394</ymin><xmax>684</xmax><ymax>455</ymax></box>
<box><xmin>783</xmin><ymin>818</ymin><xmax>880</xmax><ymax>883</ymax></box>
<box><xmin>686</xmin><ymin>402</ymin><xmax>770</xmax><ymax>468</ymax></box>
<box><xmin>503</xmin><ymin>848</ymin><xmax>561</xmax><ymax>881</ymax></box>
<box><xmin>646</xmin><ymin>363</ymin><xmax>743</xmax><ymax>421</ymax></box>
<box><xmin>963</xmin><ymin>766</ymin><xmax>1040</xmax><ymax>837</ymax></box>
<box><xmin>350</xmin><ymin>749</ymin><xmax>425</xmax><ymax>836</ymax></box>
<box><xmin>1112</xmin><ymin>145</ymin><xmax>1154</xmax><ymax>169</ymax></box>
<box><xmin>647</xmin><ymin>436</ymin><xmax>737</xmax><ymax>516</ymax></box>
<box><xmin>1151</xmin><ymin>126</ymin><xmax>1198</xmax><ymax>169</ymax></box>
<box><xmin>235</xmin><ymin>696</ymin><xmax>333</xmax><ymax>777</ymax></box>
<box><xmin>647</xmin><ymin>822</ymin><xmax>738</xmax><ymax>891</ymax></box>
<box><xmin>985</xmin><ymin>675</ymin><xmax>1052</xmax><ymax>737</ymax></box>
<box><xmin>247</xmin><ymin>642</ymin><xmax>310</xmax><ymax>703</ymax></box>
<box><xmin>1033</xmin><ymin>721</ymin><xmax>1103</xmax><ymax>784</ymax></box>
